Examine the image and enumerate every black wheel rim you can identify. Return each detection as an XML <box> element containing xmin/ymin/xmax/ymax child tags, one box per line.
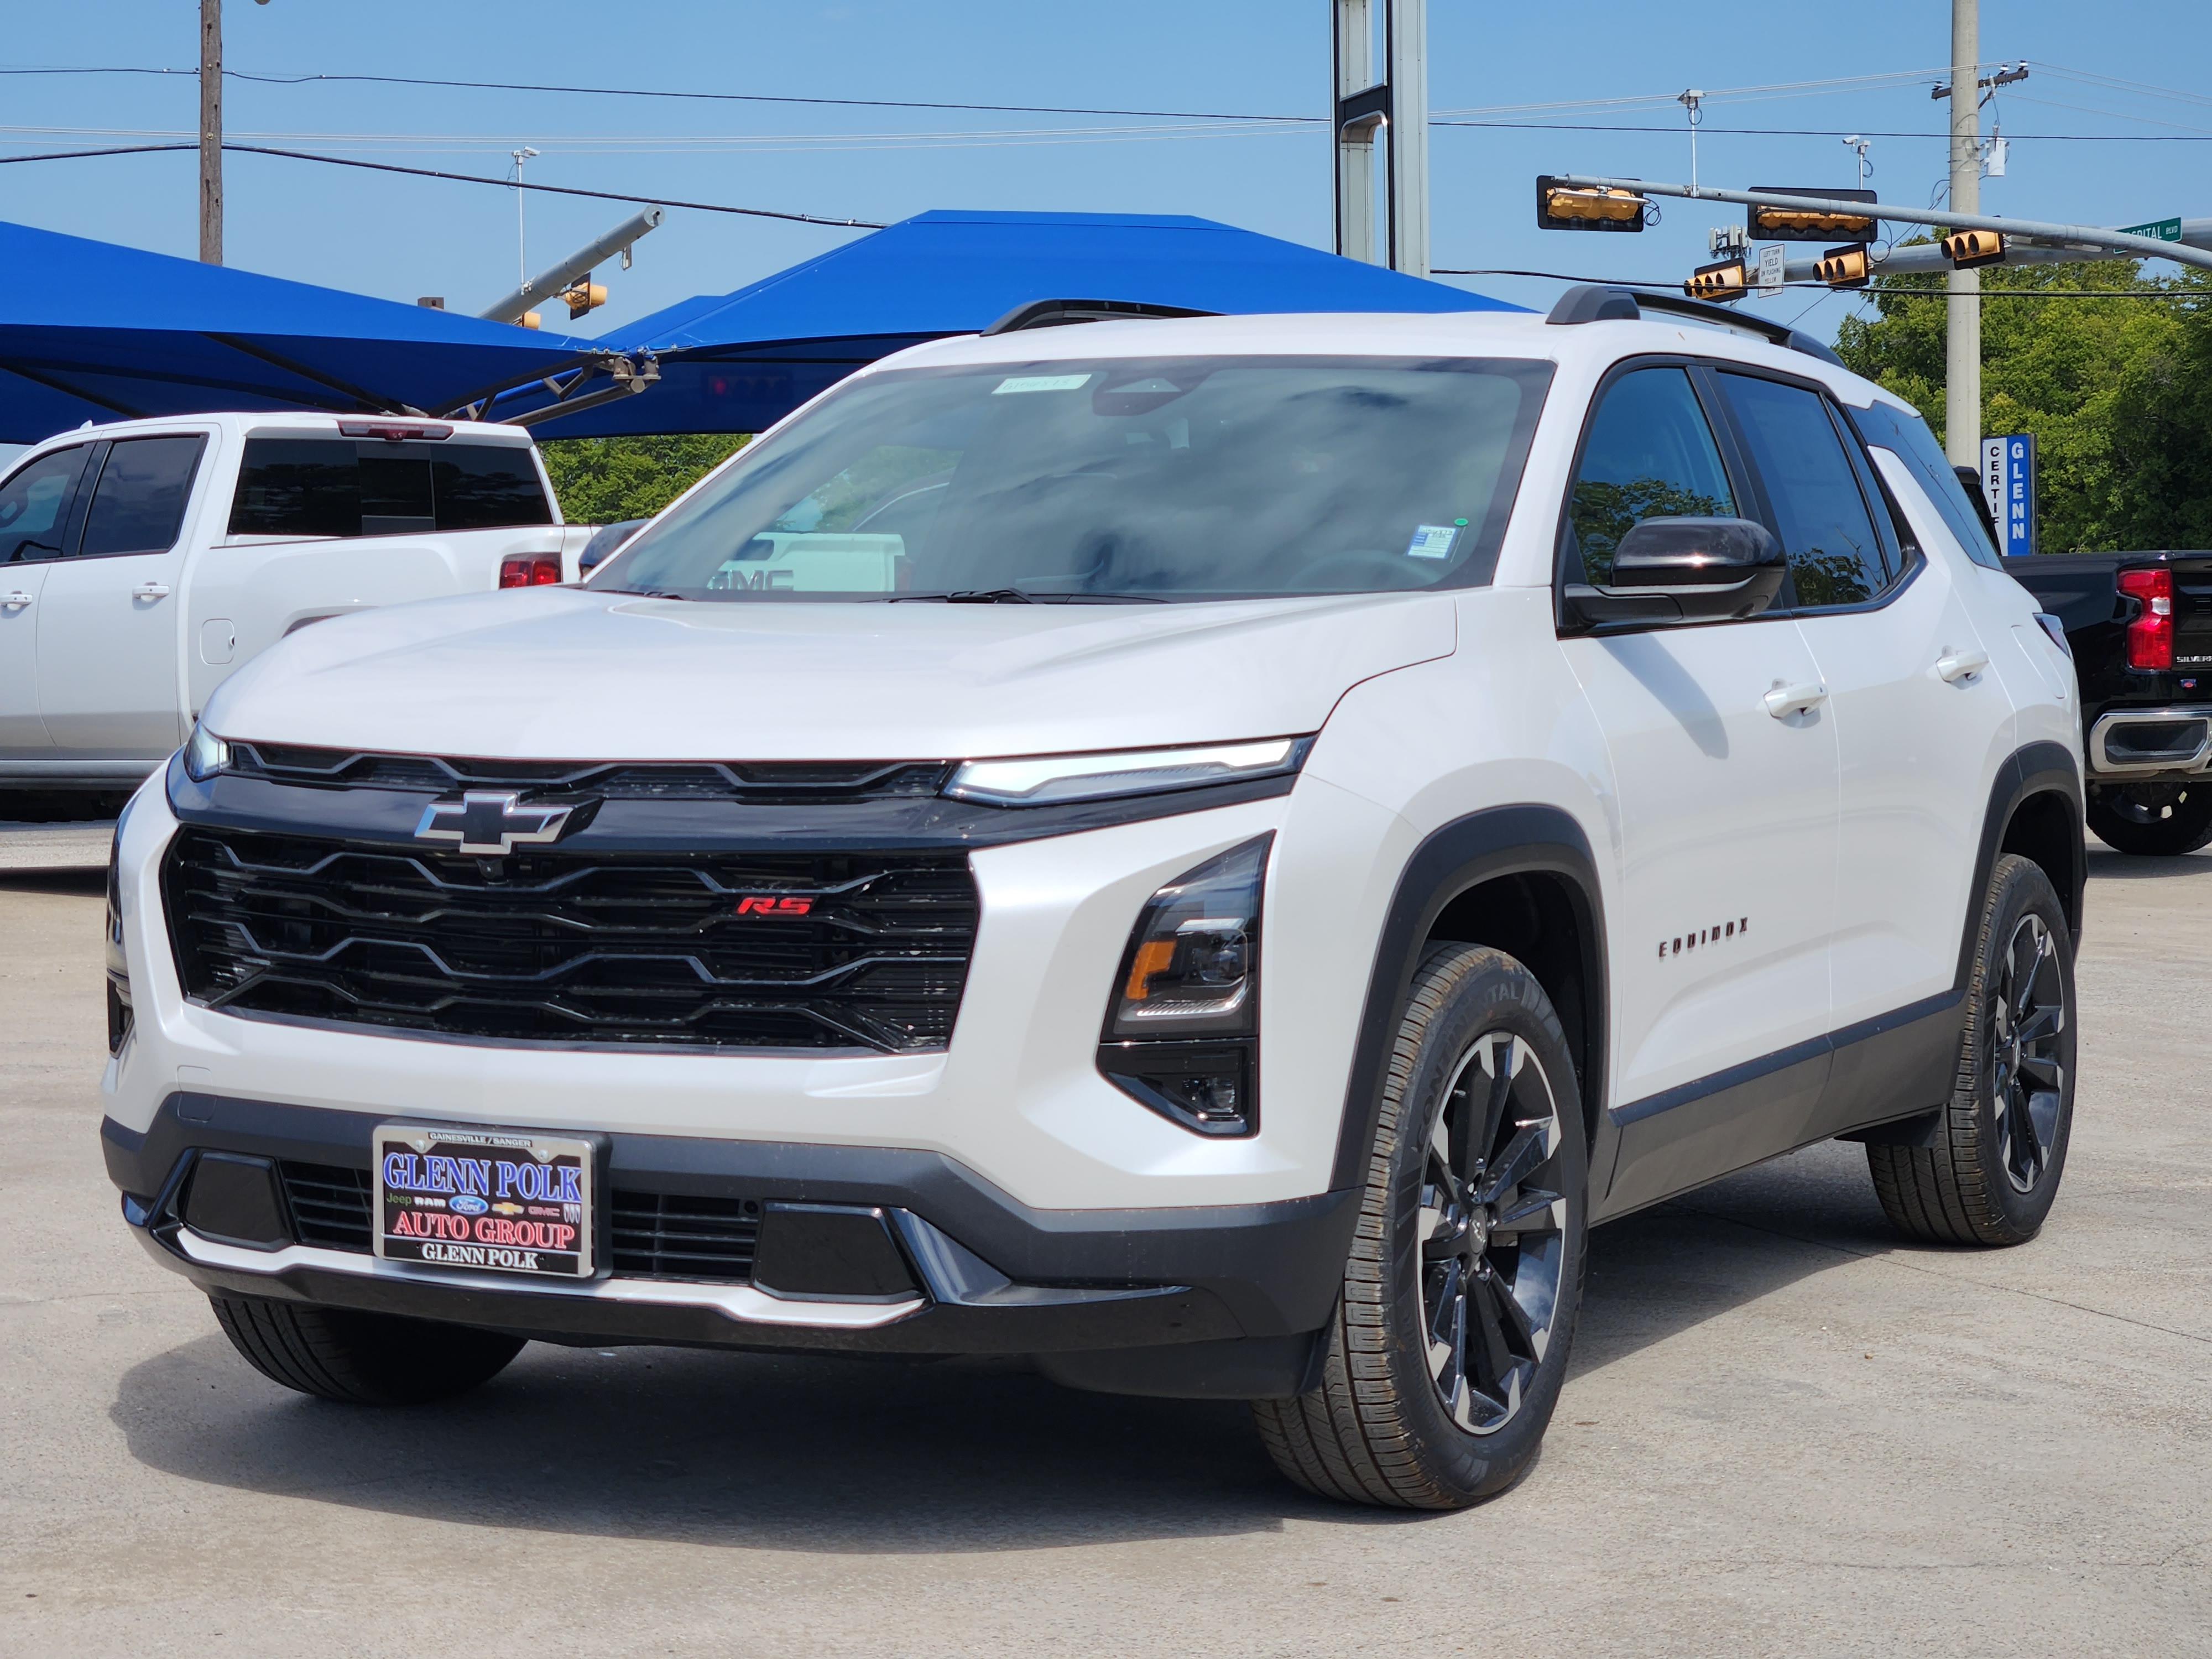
<box><xmin>1418</xmin><ymin>1031</ymin><xmax>1567</xmax><ymax>1436</ymax></box>
<box><xmin>2098</xmin><ymin>782</ymin><xmax>2193</xmax><ymax>827</ymax></box>
<box><xmin>1990</xmin><ymin>913</ymin><xmax>2067</xmax><ymax>1194</ymax></box>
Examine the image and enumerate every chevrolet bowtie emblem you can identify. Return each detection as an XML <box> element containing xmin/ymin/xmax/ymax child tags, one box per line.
<box><xmin>414</xmin><ymin>791</ymin><xmax>574</xmax><ymax>854</ymax></box>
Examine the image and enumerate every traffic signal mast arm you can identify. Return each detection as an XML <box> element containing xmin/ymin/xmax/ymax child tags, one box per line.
<box><xmin>479</xmin><ymin>206</ymin><xmax>665</xmax><ymax>327</ymax></box>
<box><xmin>1546</xmin><ymin>176</ymin><xmax>2212</xmax><ymax>274</ymax></box>
<box><xmin>1778</xmin><ymin>219</ymin><xmax>2212</xmax><ymax>281</ymax></box>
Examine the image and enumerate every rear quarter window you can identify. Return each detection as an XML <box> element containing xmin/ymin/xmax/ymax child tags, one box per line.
<box><xmin>229</xmin><ymin>437</ymin><xmax>552</xmax><ymax>537</ymax></box>
<box><xmin>1845</xmin><ymin>401</ymin><xmax>2005</xmax><ymax>571</ymax></box>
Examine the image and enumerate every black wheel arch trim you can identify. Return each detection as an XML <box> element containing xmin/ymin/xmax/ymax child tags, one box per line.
<box><xmin>1961</xmin><ymin>740</ymin><xmax>2085</xmax><ymax>983</ymax></box>
<box><xmin>1328</xmin><ymin>804</ymin><xmax>1609</xmax><ymax>1193</ymax></box>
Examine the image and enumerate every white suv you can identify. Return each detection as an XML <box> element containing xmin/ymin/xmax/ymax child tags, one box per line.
<box><xmin>102</xmin><ymin>290</ymin><xmax>2084</xmax><ymax>1509</ymax></box>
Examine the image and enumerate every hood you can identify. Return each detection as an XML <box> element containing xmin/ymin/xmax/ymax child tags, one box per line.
<box><xmin>202</xmin><ymin>588</ymin><xmax>1458</xmax><ymax>761</ymax></box>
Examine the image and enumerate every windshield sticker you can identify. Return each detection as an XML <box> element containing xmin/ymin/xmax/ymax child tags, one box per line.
<box><xmin>993</xmin><ymin>374</ymin><xmax>1093</xmax><ymax>395</ymax></box>
<box><xmin>1405</xmin><ymin>524</ymin><xmax>1460</xmax><ymax>560</ymax></box>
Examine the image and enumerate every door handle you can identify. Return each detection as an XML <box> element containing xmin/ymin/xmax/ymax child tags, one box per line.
<box><xmin>1936</xmin><ymin>648</ymin><xmax>1989</xmax><ymax>684</ymax></box>
<box><xmin>132</xmin><ymin>582</ymin><xmax>172</xmax><ymax>600</ymax></box>
<box><xmin>1764</xmin><ymin>681</ymin><xmax>1829</xmax><ymax>719</ymax></box>
<box><xmin>1</xmin><ymin>591</ymin><xmax>30</xmax><ymax>609</ymax></box>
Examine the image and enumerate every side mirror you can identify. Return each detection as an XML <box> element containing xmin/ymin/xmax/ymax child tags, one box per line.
<box><xmin>1562</xmin><ymin>517</ymin><xmax>1787</xmax><ymax>630</ymax></box>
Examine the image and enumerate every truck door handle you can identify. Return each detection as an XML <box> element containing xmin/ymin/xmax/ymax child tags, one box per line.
<box><xmin>1936</xmin><ymin>648</ymin><xmax>1989</xmax><ymax>684</ymax></box>
<box><xmin>1</xmin><ymin>591</ymin><xmax>30</xmax><ymax>609</ymax></box>
<box><xmin>132</xmin><ymin>582</ymin><xmax>172</xmax><ymax>600</ymax></box>
<box><xmin>1764</xmin><ymin>681</ymin><xmax>1829</xmax><ymax>719</ymax></box>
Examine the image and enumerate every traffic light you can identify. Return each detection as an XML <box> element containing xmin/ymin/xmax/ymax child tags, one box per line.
<box><xmin>1536</xmin><ymin>175</ymin><xmax>1648</xmax><ymax>232</ymax></box>
<box><xmin>1943</xmin><ymin>228</ymin><xmax>2006</xmax><ymax>269</ymax></box>
<box><xmin>1814</xmin><ymin>243</ymin><xmax>1872</xmax><ymax>288</ymax></box>
<box><xmin>518</xmin><ymin>311</ymin><xmax>542</xmax><ymax>330</ymax></box>
<box><xmin>1747</xmin><ymin>186</ymin><xmax>1876</xmax><ymax>242</ymax></box>
<box><xmin>1686</xmin><ymin>258</ymin><xmax>1750</xmax><ymax>301</ymax></box>
<box><xmin>563</xmin><ymin>279</ymin><xmax>609</xmax><ymax>320</ymax></box>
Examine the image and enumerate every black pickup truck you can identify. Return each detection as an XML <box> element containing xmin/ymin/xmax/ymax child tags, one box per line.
<box><xmin>2004</xmin><ymin>551</ymin><xmax>2212</xmax><ymax>855</ymax></box>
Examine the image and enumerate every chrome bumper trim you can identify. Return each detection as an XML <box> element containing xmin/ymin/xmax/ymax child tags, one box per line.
<box><xmin>174</xmin><ymin>1227</ymin><xmax>926</xmax><ymax>1329</ymax></box>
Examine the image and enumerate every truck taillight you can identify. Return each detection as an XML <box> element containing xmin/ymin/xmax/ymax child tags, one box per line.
<box><xmin>500</xmin><ymin>554</ymin><xmax>563</xmax><ymax>588</ymax></box>
<box><xmin>2120</xmin><ymin>567</ymin><xmax>2173</xmax><ymax>670</ymax></box>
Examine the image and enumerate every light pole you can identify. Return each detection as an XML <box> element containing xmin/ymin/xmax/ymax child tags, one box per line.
<box><xmin>1947</xmin><ymin>0</ymin><xmax>1980</xmax><ymax>467</ymax></box>
<box><xmin>511</xmin><ymin>147</ymin><xmax>541</xmax><ymax>289</ymax></box>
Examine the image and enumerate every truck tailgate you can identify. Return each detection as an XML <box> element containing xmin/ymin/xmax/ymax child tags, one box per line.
<box><xmin>2177</xmin><ymin>555</ymin><xmax>2212</xmax><ymax>671</ymax></box>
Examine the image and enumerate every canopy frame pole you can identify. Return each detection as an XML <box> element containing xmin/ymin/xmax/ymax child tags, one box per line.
<box><xmin>430</xmin><ymin>353</ymin><xmax>602</xmax><ymax>422</ymax></box>
<box><xmin>201</xmin><ymin>333</ymin><xmax>425</xmax><ymax>415</ymax></box>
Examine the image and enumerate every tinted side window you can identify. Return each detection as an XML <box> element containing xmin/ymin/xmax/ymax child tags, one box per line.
<box><xmin>1846</xmin><ymin>400</ymin><xmax>2005</xmax><ymax>570</ymax></box>
<box><xmin>229</xmin><ymin>439</ymin><xmax>553</xmax><ymax>538</ymax></box>
<box><xmin>432</xmin><ymin>446</ymin><xmax>554</xmax><ymax>531</ymax></box>
<box><xmin>0</xmin><ymin>446</ymin><xmax>91</xmax><ymax>564</ymax></box>
<box><xmin>1717</xmin><ymin>375</ymin><xmax>1884</xmax><ymax>608</ymax></box>
<box><xmin>77</xmin><ymin>435</ymin><xmax>206</xmax><ymax>558</ymax></box>
<box><xmin>1567</xmin><ymin>367</ymin><xmax>1737</xmax><ymax>584</ymax></box>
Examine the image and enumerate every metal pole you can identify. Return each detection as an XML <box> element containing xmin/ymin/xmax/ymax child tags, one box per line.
<box><xmin>199</xmin><ymin>0</ymin><xmax>222</xmax><ymax>265</ymax></box>
<box><xmin>1333</xmin><ymin>0</ymin><xmax>1376</xmax><ymax>264</ymax></box>
<box><xmin>1947</xmin><ymin>0</ymin><xmax>1980</xmax><ymax>466</ymax></box>
<box><xmin>477</xmin><ymin>206</ymin><xmax>666</xmax><ymax>326</ymax></box>
<box><xmin>1387</xmin><ymin>0</ymin><xmax>1428</xmax><ymax>276</ymax></box>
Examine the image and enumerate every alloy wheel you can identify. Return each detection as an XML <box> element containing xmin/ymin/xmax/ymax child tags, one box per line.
<box><xmin>1418</xmin><ymin>1031</ymin><xmax>1568</xmax><ymax>1436</ymax></box>
<box><xmin>1990</xmin><ymin>912</ymin><xmax>2067</xmax><ymax>1193</ymax></box>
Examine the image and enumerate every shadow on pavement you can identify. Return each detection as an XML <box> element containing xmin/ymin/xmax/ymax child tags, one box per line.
<box><xmin>2081</xmin><ymin>847</ymin><xmax>2211</xmax><ymax>881</ymax></box>
<box><xmin>111</xmin><ymin>1140</ymin><xmax>1933</xmax><ymax>1541</ymax></box>
<box><xmin>113</xmin><ymin>1333</ymin><xmax>1404</xmax><ymax>1548</ymax></box>
<box><xmin>0</xmin><ymin>869</ymin><xmax>103</xmax><ymax>896</ymax></box>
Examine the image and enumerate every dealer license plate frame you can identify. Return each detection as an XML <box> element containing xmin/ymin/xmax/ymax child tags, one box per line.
<box><xmin>371</xmin><ymin>1123</ymin><xmax>603</xmax><ymax>1281</ymax></box>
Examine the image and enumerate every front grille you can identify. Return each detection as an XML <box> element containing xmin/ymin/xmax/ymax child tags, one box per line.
<box><xmin>273</xmin><ymin>1162</ymin><xmax>759</xmax><ymax>1284</ymax></box>
<box><xmin>164</xmin><ymin>828</ymin><xmax>978</xmax><ymax>1051</ymax></box>
<box><xmin>610</xmin><ymin>1191</ymin><xmax>759</xmax><ymax>1282</ymax></box>
<box><xmin>279</xmin><ymin>1160</ymin><xmax>374</xmax><ymax>1250</ymax></box>
<box><xmin>229</xmin><ymin>743</ymin><xmax>952</xmax><ymax>805</ymax></box>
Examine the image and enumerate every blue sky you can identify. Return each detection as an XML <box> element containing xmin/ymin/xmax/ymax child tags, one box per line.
<box><xmin>3</xmin><ymin>1</ymin><xmax>2207</xmax><ymax>345</ymax></box>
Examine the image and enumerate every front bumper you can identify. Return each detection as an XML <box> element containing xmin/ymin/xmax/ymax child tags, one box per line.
<box><xmin>109</xmin><ymin>1091</ymin><xmax>1355</xmax><ymax>1398</ymax></box>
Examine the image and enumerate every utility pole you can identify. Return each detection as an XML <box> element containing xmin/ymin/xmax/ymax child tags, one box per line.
<box><xmin>1330</xmin><ymin>0</ymin><xmax>1428</xmax><ymax>276</ymax></box>
<box><xmin>199</xmin><ymin>0</ymin><xmax>222</xmax><ymax>264</ymax></box>
<box><xmin>1947</xmin><ymin>0</ymin><xmax>1980</xmax><ymax>467</ymax></box>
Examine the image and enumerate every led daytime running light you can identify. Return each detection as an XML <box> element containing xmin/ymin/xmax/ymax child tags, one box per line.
<box><xmin>946</xmin><ymin>738</ymin><xmax>1305</xmax><ymax>807</ymax></box>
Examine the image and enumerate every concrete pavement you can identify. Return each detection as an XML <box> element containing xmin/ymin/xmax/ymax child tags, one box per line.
<box><xmin>3</xmin><ymin>848</ymin><xmax>2208</xmax><ymax>1657</ymax></box>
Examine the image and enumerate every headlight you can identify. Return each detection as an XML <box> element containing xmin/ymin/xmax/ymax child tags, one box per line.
<box><xmin>944</xmin><ymin>737</ymin><xmax>1309</xmax><ymax>807</ymax></box>
<box><xmin>182</xmin><ymin>722</ymin><xmax>229</xmax><ymax>781</ymax></box>
<box><xmin>1097</xmin><ymin>835</ymin><xmax>1270</xmax><ymax>1138</ymax></box>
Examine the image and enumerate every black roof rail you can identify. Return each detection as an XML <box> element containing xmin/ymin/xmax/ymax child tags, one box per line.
<box><xmin>979</xmin><ymin>298</ymin><xmax>1218</xmax><ymax>336</ymax></box>
<box><xmin>1543</xmin><ymin>282</ymin><xmax>1847</xmax><ymax>371</ymax></box>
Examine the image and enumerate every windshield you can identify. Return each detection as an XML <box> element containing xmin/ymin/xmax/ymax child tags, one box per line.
<box><xmin>592</xmin><ymin>354</ymin><xmax>1554</xmax><ymax>603</ymax></box>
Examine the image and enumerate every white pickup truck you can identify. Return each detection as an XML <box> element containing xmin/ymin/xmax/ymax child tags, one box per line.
<box><xmin>0</xmin><ymin>412</ymin><xmax>587</xmax><ymax>798</ymax></box>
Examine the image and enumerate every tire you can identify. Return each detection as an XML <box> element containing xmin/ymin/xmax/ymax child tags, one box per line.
<box><xmin>1867</xmin><ymin>853</ymin><xmax>2077</xmax><ymax>1246</ymax></box>
<box><xmin>209</xmin><ymin>1294</ymin><xmax>525</xmax><ymax>1405</ymax></box>
<box><xmin>2086</xmin><ymin>781</ymin><xmax>2212</xmax><ymax>857</ymax></box>
<box><xmin>1254</xmin><ymin>944</ymin><xmax>1588</xmax><ymax>1509</ymax></box>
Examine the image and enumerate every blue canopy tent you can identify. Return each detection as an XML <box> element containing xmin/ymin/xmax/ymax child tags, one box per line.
<box><xmin>512</xmin><ymin>210</ymin><xmax>1517</xmax><ymax>438</ymax></box>
<box><xmin>0</xmin><ymin>218</ymin><xmax>634</xmax><ymax>445</ymax></box>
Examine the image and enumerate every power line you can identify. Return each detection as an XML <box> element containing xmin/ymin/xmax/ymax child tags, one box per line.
<box><xmin>0</xmin><ymin>64</ymin><xmax>1321</xmax><ymax>124</ymax></box>
<box><xmin>0</xmin><ymin>142</ymin><xmax>884</xmax><ymax>227</ymax></box>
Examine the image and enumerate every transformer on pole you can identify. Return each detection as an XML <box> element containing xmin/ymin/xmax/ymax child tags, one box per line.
<box><xmin>1331</xmin><ymin>0</ymin><xmax>1428</xmax><ymax>276</ymax></box>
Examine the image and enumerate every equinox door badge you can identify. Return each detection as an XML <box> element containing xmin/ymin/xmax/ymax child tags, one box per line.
<box><xmin>1660</xmin><ymin>918</ymin><xmax>1749</xmax><ymax>959</ymax></box>
<box><xmin>414</xmin><ymin>791</ymin><xmax>575</xmax><ymax>855</ymax></box>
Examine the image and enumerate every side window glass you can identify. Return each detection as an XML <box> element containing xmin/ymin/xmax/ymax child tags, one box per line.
<box><xmin>0</xmin><ymin>446</ymin><xmax>90</xmax><ymax>564</ymax></box>
<box><xmin>77</xmin><ymin>435</ymin><xmax>206</xmax><ymax>558</ymax></box>
<box><xmin>1845</xmin><ymin>400</ymin><xmax>2006</xmax><ymax>570</ymax></box>
<box><xmin>1567</xmin><ymin>367</ymin><xmax>1736</xmax><ymax>585</ymax></box>
<box><xmin>1717</xmin><ymin>375</ymin><xmax>1885</xmax><ymax>607</ymax></box>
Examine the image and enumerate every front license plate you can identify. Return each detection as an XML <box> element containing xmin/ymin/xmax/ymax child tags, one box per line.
<box><xmin>372</xmin><ymin>1124</ymin><xmax>596</xmax><ymax>1280</ymax></box>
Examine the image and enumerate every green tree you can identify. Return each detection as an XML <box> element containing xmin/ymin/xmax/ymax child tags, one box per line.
<box><xmin>1834</xmin><ymin>253</ymin><xmax>2212</xmax><ymax>551</ymax></box>
<box><xmin>538</xmin><ymin>433</ymin><xmax>752</xmax><ymax>524</ymax></box>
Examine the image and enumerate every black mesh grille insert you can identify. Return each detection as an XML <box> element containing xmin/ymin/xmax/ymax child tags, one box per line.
<box><xmin>164</xmin><ymin>829</ymin><xmax>978</xmax><ymax>1051</ymax></box>
<box><xmin>278</xmin><ymin>1161</ymin><xmax>374</xmax><ymax>1250</ymax></box>
<box><xmin>610</xmin><ymin>1192</ymin><xmax>759</xmax><ymax>1282</ymax></box>
<box><xmin>229</xmin><ymin>743</ymin><xmax>952</xmax><ymax>805</ymax></box>
<box><xmin>273</xmin><ymin>1164</ymin><xmax>760</xmax><ymax>1285</ymax></box>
